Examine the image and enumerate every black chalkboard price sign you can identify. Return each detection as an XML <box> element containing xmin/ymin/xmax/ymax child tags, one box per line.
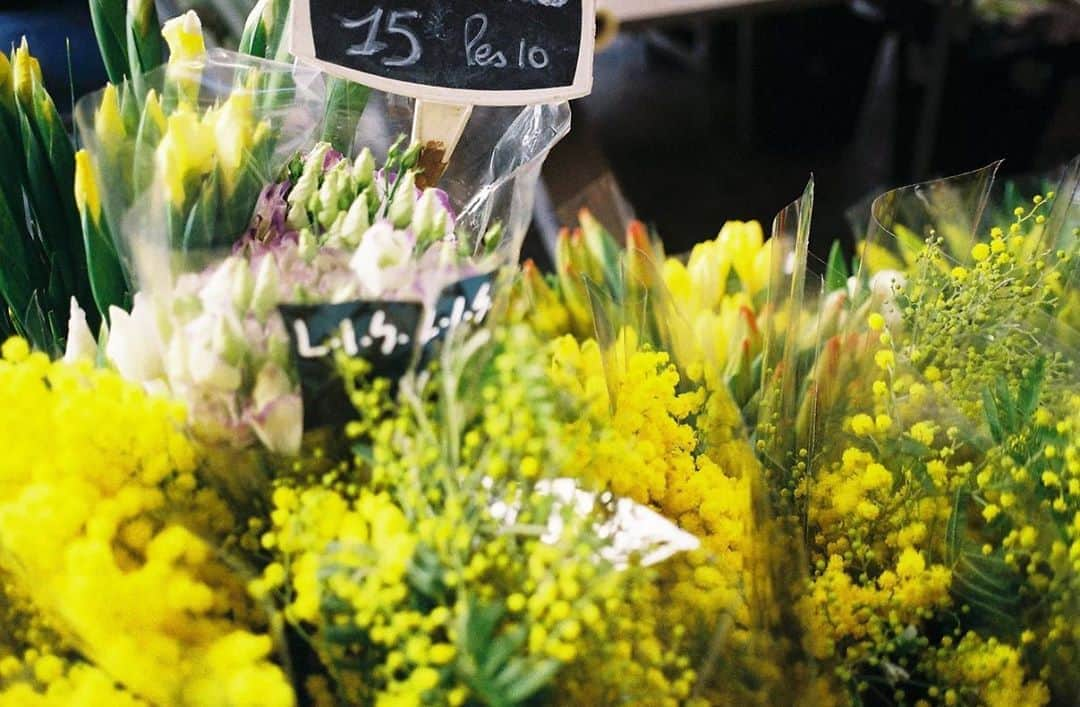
<box><xmin>291</xmin><ymin>0</ymin><xmax>596</xmax><ymax>105</ymax></box>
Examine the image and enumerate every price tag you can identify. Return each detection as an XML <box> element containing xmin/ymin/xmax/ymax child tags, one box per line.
<box><xmin>290</xmin><ymin>0</ymin><xmax>596</xmax><ymax>106</ymax></box>
<box><xmin>280</xmin><ymin>273</ymin><xmax>496</xmax><ymax>428</ymax></box>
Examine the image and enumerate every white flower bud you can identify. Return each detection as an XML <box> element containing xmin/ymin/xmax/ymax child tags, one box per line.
<box><xmin>232</xmin><ymin>258</ymin><xmax>254</xmax><ymax>313</ymax></box>
<box><xmin>287</xmin><ymin>142</ymin><xmax>330</xmax><ymax>229</ymax></box>
<box><xmin>63</xmin><ymin>298</ymin><xmax>98</xmax><ymax>363</ymax></box>
<box><xmin>338</xmin><ymin>190</ymin><xmax>370</xmax><ymax>247</ymax></box>
<box><xmin>251</xmin><ymin>254</ymin><xmax>280</xmax><ymax>322</ymax></box>
<box><xmin>352</xmin><ymin>147</ymin><xmax>374</xmax><ymax>188</ymax></box>
<box><xmin>188</xmin><ymin>341</ymin><xmax>242</xmax><ymax>392</ymax></box>
<box><xmin>106</xmin><ymin>293</ymin><xmax>164</xmax><ymax>383</ymax></box>
<box><xmin>212</xmin><ymin>313</ymin><xmax>245</xmax><ymax>365</ymax></box>
<box><xmin>388</xmin><ymin>171</ymin><xmax>415</xmax><ymax>229</ymax></box>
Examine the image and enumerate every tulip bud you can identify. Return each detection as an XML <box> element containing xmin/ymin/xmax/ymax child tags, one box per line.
<box><xmin>63</xmin><ymin>298</ymin><xmax>99</xmax><ymax>363</ymax></box>
<box><xmin>215</xmin><ymin>92</ymin><xmax>254</xmax><ymax>197</ymax></box>
<box><xmin>106</xmin><ymin>295</ymin><xmax>164</xmax><ymax>382</ymax></box>
<box><xmin>74</xmin><ymin>150</ymin><xmax>103</xmax><ymax>226</ymax></box>
<box><xmin>12</xmin><ymin>38</ymin><xmax>42</xmax><ymax>109</ymax></box>
<box><xmin>578</xmin><ymin>209</ymin><xmax>616</xmax><ymax>282</ymax></box>
<box><xmin>162</xmin><ymin>11</ymin><xmax>206</xmax><ymax>64</ymax></box>
<box><xmin>388</xmin><ymin>171</ymin><xmax>416</xmax><ymax>228</ymax></box>
<box><xmin>95</xmin><ymin>83</ymin><xmax>126</xmax><ymax>155</ymax></box>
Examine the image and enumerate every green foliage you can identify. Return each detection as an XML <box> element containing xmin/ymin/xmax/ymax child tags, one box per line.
<box><xmin>825</xmin><ymin>240</ymin><xmax>849</xmax><ymax>293</ymax></box>
<box><xmin>0</xmin><ymin>42</ymin><xmax>95</xmax><ymax>354</ymax></box>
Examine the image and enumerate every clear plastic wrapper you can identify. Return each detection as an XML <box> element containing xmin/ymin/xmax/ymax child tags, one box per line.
<box><xmin>72</xmin><ymin>48</ymin><xmax>571</xmax><ymax>461</ymax></box>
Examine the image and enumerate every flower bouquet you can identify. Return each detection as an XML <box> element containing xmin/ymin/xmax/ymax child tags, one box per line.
<box><xmin>3</xmin><ymin>0</ymin><xmax>1080</xmax><ymax>704</ymax></box>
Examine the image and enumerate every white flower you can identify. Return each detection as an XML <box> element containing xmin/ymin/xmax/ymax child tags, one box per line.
<box><xmin>187</xmin><ymin>338</ymin><xmax>242</xmax><ymax>392</ymax></box>
<box><xmin>251</xmin><ymin>253</ymin><xmax>280</xmax><ymax>321</ymax></box>
<box><xmin>248</xmin><ymin>362</ymin><xmax>301</xmax><ymax>455</ymax></box>
<box><xmin>349</xmin><ymin>221</ymin><xmax>416</xmax><ymax>297</ymax></box>
<box><xmin>106</xmin><ymin>293</ymin><xmax>164</xmax><ymax>383</ymax></box>
<box><xmin>63</xmin><ymin>298</ymin><xmax>98</xmax><ymax>363</ymax></box>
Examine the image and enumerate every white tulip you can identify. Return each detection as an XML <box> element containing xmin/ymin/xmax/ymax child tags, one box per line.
<box><xmin>63</xmin><ymin>298</ymin><xmax>98</xmax><ymax>363</ymax></box>
<box><xmin>106</xmin><ymin>293</ymin><xmax>164</xmax><ymax>383</ymax></box>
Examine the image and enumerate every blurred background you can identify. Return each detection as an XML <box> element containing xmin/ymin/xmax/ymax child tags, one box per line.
<box><xmin>3</xmin><ymin>0</ymin><xmax>1079</xmax><ymax>262</ymax></box>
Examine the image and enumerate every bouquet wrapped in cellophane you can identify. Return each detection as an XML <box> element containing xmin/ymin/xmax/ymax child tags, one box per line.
<box><xmin>3</xmin><ymin>0</ymin><xmax>1080</xmax><ymax>702</ymax></box>
<box><xmin>509</xmin><ymin>153</ymin><xmax>1080</xmax><ymax>705</ymax></box>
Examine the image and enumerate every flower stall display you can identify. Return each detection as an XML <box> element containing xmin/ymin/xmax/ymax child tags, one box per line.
<box><xmin>2</xmin><ymin>1</ymin><xmax>1080</xmax><ymax>706</ymax></box>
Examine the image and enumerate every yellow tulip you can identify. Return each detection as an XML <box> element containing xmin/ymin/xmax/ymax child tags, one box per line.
<box><xmin>686</xmin><ymin>239</ymin><xmax>731</xmax><ymax>311</ymax></box>
<box><xmin>0</xmin><ymin>50</ymin><xmax>13</xmax><ymax>114</ymax></box>
<box><xmin>162</xmin><ymin>11</ymin><xmax>206</xmax><ymax>63</ymax></box>
<box><xmin>156</xmin><ymin>106</ymin><xmax>215</xmax><ymax>207</ymax></box>
<box><xmin>214</xmin><ymin>92</ymin><xmax>255</xmax><ymax>197</ymax></box>
<box><xmin>74</xmin><ymin>150</ymin><xmax>102</xmax><ymax>224</ymax></box>
<box><xmin>11</xmin><ymin>37</ymin><xmax>42</xmax><ymax>108</ymax></box>
<box><xmin>143</xmin><ymin>89</ymin><xmax>167</xmax><ymax>134</ymax></box>
<box><xmin>95</xmin><ymin>83</ymin><xmax>126</xmax><ymax>147</ymax></box>
<box><xmin>718</xmin><ymin>220</ymin><xmax>771</xmax><ymax>295</ymax></box>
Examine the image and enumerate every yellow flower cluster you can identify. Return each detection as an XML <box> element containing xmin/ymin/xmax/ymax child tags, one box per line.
<box><xmin>934</xmin><ymin>632</ymin><xmax>1050</xmax><ymax>707</ymax></box>
<box><xmin>797</xmin><ymin>550</ymin><xmax>950</xmax><ymax>661</ymax></box>
<box><xmin>0</xmin><ymin>338</ymin><xmax>292</xmax><ymax>706</ymax></box>
<box><xmin>548</xmin><ymin>327</ymin><xmax>778</xmax><ymax>701</ymax></box>
<box><xmin>662</xmin><ymin>220</ymin><xmax>770</xmax><ymax>386</ymax></box>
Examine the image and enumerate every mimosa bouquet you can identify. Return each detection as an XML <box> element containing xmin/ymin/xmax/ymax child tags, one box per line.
<box><xmin>2</xmin><ymin>0</ymin><xmax>1080</xmax><ymax>704</ymax></box>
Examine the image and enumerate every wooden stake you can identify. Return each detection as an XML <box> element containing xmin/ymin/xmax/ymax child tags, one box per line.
<box><xmin>411</xmin><ymin>100</ymin><xmax>474</xmax><ymax>188</ymax></box>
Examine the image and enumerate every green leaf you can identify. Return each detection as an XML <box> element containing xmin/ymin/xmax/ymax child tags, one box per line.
<box><xmin>825</xmin><ymin>240</ymin><xmax>849</xmax><ymax>293</ymax></box>
<box><xmin>21</xmin><ymin>290</ymin><xmax>56</xmax><ymax>354</ymax></box>
<box><xmin>982</xmin><ymin>387</ymin><xmax>1003</xmax><ymax>444</ymax></box>
<box><xmin>81</xmin><ymin>207</ymin><xmax>129</xmax><ymax>321</ymax></box>
<box><xmin>994</xmin><ymin>378</ymin><xmax>1017</xmax><ymax>435</ymax></box>
<box><xmin>480</xmin><ymin>626</ymin><xmax>526</xmax><ymax>678</ymax></box>
<box><xmin>15</xmin><ymin>104</ymin><xmax>77</xmax><ymax>294</ymax></box>
<box><xmin>181</xmin><ymin>172</ymin><xmax>220</xmax><ymax>251</ymax></box>
<box><xmin>0</xmin><ymin>303</ymin><xmax>14</xmax><ymax>341</ymax></box>
<box><xmin>0</xmin><ymin>186</ymin><xmax>37</xmax><ymax>328</ymax></box>
<box><xmin>500</xmin><ymin>658</ymin><xmax>561</xmax><ymax>703</ymax></box>
<box><xmin>320</xmin><ymin>78</ymin><xmax>371</xmax><ymax>155</ymax></box>
<box><xmin>0</xmin><ymin>103</ymin><xmax>29</xmax><ymax>213</ymax></box>
<box><xmin>945</xmin><ymin>488</ymin><xmax>968</xmax><ymax>564</ymax></box>
<box><xmin>238</xmin><ymin>0</ymin><xmax>270</xmax><ymax>58</ymax></box>
<box><xmin>1016</xmin><ymin>356</ymin><xmax>1046</xmax><ymax>422</ymax></box>
<box><xmin>88</xmin><ymin>0</ymin><xmax>130</xmax><ymax>84</ymax></box>
<box><xmin>125</xmin><ymin>0</ymin><xmax>163</xmax><ymax>87</ymax></box>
